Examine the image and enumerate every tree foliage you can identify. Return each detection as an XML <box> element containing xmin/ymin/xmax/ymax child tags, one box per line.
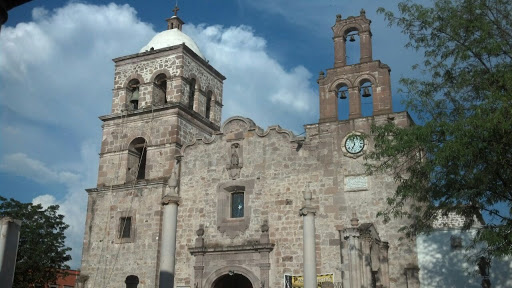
<box><xmin>0</xmin><ymin>196</ymin><xmax>71</xmax><ymax>287</ymax></box>
<box><xmin>367</xmin><ymin>0</ymin><xmax>512</xmax><ymax>259</ymax></box>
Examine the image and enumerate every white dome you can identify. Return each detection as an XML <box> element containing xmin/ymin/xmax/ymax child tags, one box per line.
<box><xmin>140</xmin><ymin>29</ymin><xmax>204</xmax><ymax>59</ymax></box>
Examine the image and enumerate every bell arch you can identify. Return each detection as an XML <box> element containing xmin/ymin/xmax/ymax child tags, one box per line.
<box><xmin>332</xmin><ymin>10</ymin><xmax>373</xmax><ymax>67</ymax></box>
<box><xmin>330</xmin><ymin>79</ymin><xmax>352</xmax><ymax>120</ymax></box>
<box><xmin>126</xmin><ymin>137</ymin><xmax>148</xmax><ymax>182</ymax></box>
<box><xmin>355</xmin><ymin>75</ymin><xmax>378</xmax><ymax>116</ymax></box>
<box><xmin>126</xmin><ymin>78</ymin><xmax>141</xmax><ymax>110</ymax></box>
<box><xmin>153</xmin><ymin>73</ymin><xmax>168</xmax><ymax>105</ymax></box>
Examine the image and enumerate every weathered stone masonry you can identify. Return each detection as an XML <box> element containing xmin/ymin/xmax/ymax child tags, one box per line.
<box><xmin>79</xmin><ymin>8</ymin><xmax>420</xmax><ymax>288</ymax></box>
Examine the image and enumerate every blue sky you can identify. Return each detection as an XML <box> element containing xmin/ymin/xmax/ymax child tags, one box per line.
<box><xmin>0</xmin><ymin>0</ymin><xmax>423</xmax><ymax>268</ymax></box>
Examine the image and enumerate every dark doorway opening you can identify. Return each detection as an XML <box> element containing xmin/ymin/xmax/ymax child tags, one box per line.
<box><xmin>212</xmin><ymin>273</ymin><xmax>253</xmax><ymax>288</ymax></box>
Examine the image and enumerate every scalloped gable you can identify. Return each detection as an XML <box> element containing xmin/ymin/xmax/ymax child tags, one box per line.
<box><xmin>180</xmin><ymin>116</ymin><xmax>304</xmax><ymax>154</ymax></box>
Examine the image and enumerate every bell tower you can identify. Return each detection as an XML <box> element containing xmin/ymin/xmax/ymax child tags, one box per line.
<box><xmin>318</xmin><ymin>9</ymin><xmax>393</xmax><ymax>122</ymax></box>
<box><xmin>79</xmin><ymin>5</ymin><xmax>225</xmax><ymax>287</ymax></box>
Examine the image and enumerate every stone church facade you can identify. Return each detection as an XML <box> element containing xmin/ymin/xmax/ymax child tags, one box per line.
<box><xmin>79</xmin><ymin>8</ymin><xmax>419</xmax><ymax>288</ymax></box>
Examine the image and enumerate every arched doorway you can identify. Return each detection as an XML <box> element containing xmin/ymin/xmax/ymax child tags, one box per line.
<box><xmin>212</xmin><ymin>273</ymin><xmax>253</xmax><ymax>288</ymax></box>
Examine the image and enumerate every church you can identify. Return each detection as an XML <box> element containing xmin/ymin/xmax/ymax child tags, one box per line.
<box><xmin>78</xmin><ymin>6</ymin><xmax>420</xmax><ymax>288</ymax></box>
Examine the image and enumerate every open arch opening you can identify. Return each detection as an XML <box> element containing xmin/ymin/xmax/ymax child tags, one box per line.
<box><xmin>359</xmin><ymin>79</ymin><xmax>374</xmax><ymax>117</ymax></box>
<box><xmin>336</xmin><ymin>84</ymin><xmax>350</xmax><ymax>120</ymax></box>
<box><xmin>205</xmin><ymin>90</ymin><xmax>213</xmax><ymax>120</ymax></box>
<box><xmin>345</xmin><ymin>29</ymin><xmax>361</xmax><ymax>65</ymax></box>
<box><xmin>154</xmin><ymin>73</ymin><xmax>167</xmax><ymax>104</ymax></box>
<box><xmin>188</xmin><ymin>78</ymin><xmax>196</xmax><ymax>111</ymax></box>
<box><xmin>212</xmin><ymin>273</ymin><xmax>253</xmax><ymax>288</ymax></box>
<box><xmin>127</xmin><ymin>137</ymin><xmax>147</xmax><ymax>181</ymax></box>
<box><xmin>127</xmin><ymin>79</ymin><xmax>140</xmax><ymax>110</ymax></box>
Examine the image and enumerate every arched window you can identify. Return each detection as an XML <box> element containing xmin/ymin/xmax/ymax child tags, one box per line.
<box><xmin>127</xmin><ymin>137</ymin><xmax>147</xmax><ymax>181</ymax></box>
<box><xmin>205</xmin><ymin>90</ymin><xmax>213</xmax><ymax>120</ymax></box>
<box><xmin>125</xmin><ymin>275</ymin><xmax>139</xmax><ymax>288</ymax></box>
<box><xmin>336</xmin><ymin>85</ymin><xmax>349</xmax><ymax>120</ymax></box>
<box><xmin>345</xmin><ymin>30</ymin><xmax>360</xmax><ymax>65</ymax></box>
<box><xmin>154</xmin><ymin>74</ymin><xmax>167</xmax><ymax>104</ymax></box>
<box><xmin>359</xmin><ymin>80</ymin><xmax>373</xmax><ymax>117</ymax></box>
<box><xmin>127</xmin><ymin>79</ymin><xmax>140</xmax><ymax>110</ymax></box>
<box><xmin>188</xmin><ymin>78</ymin><xmax>196</xmax><ymax>110</ymax></box>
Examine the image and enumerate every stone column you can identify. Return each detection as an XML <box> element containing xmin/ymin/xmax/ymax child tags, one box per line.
<box><xmin>361</xmin><ymin>236</ymin><xmax>372</xmax><ymax>287</ymax></box>
<box><xmin>259</xmin><ymin>221</ymin><xmax>271</xmax><ymax>288</ymax></box>
<box><xmin>348</xmin><ymin>86</ymin><xmax>362</xmax><ymax>119</ymax></box>
<box><xmin>343</xmin><ymin>215</ymin><xmax>362</xmax><ymax>288</ymax></box>
<box><xmin>159</xmin><ymin>171</ymin><xmax>181</xmax><ymax>288</ymax></box>
<box><xmin>379</xmin><ymin>242</ymin><xmax>390</xmax><ymax>288</ymax></box>
<box><xmin>193</xmin><ymin>225</ymin><xmax>205</xmax><ymax>288</ymax></box>
<box><xmin>359</xmin><ymin>31</ymin><xmax>372</xmax><ymax>63</ymax></box>
<box><xmin>0</xmin><ymin>217</ymin><xmax>21</xmax><ymax>288</ymax></box>
<box><xmin>299</xmin><ymin>188</ymin><xmax>317</xmax><ymax>288</ymax></box>
<box><xmin>334</xmin><ymin>36</ymin><xmax>346</xmax><ymax>67</ymax></box>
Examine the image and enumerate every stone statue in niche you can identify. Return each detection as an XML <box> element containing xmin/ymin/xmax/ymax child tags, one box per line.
<box><xmin>231</xmin><ymin>143</ymin><xmax>240</xmax><ymax>167</ymax></box>
<box><xmin>226</xmin><ymin>143</ymin><xmax>242</xmax><ymax>179</ymax></box>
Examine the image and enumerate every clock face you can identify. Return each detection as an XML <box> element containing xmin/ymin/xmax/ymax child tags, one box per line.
<box><xmin>345</xmin><ymin>134</ymin><xmax>364</xmax><ymax>154</ymax></box>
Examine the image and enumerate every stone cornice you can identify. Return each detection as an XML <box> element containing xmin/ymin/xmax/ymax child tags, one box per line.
<box><xmin>113</xmin><ymin>44</ymin><xmax>226</xmax><ymax>81</ymax></box>
<box><xmin>98</xmin><ymin>102</ymin><xmax>221</xmax><ymax>132</ymax></box>
<box><xmin>85</xmin><ymin>179</ymin><xmax>166</xmax><ymax>193</ymax></box>
<box><xmin>188</xmin><ymin>243</ymin><xmax>275</xmax><ymax>256</ymax></box>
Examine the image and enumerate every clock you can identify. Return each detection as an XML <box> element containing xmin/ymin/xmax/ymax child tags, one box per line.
<box><xmin>345</xmin><ymin>134</ymin><xmax>365</xmax><ymax>154</ymax></box>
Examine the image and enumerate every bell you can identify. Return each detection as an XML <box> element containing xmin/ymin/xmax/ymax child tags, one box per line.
<box><xmin>361</xmin><ymin>87</ymin><xmax>371</xmax><ymax>97</ymax></box>
<box><xmin>131</xmin><ymin>88</ymin><xmax>140</xmax><ymax>101</ymax></box>
<box><xmin>339</xmin><ymin>90</ymin><xmax>347</xmax><ymax>99</ymax></box>
<box><xmin>349</xmin><ymin>35</ymin><xmax>356</xmax><ymax>42</ymax></box>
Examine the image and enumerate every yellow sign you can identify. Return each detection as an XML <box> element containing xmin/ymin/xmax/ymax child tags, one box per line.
<box><xmin>286</xmin><ymin>273</ymin><xmax>334</xmax><ymax>288</ymax></box>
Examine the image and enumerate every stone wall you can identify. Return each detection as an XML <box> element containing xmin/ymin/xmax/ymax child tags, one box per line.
<box><xmin>80</xmin><ymin>184</ymin><xmax>165</xmax><ymax>288</ymax></box>
<box><xmin>110</xmin><ymin>47</ymin><xmax>224</xmax><ymax>126</ymax></box>
<box><xmin>174</xmin><ymin>113</ymin><xmax>417</xmax><ymax>288</ymax></box>
<box><xmin>96</xmin><ymin>109</ymin><xmax>212</xmax><ymax>186</ymax></box>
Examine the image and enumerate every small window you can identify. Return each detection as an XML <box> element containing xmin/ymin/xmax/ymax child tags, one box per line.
<box><xmin>119</xmin><ymin>217</ymin><xmax>132</xmax><ymax>239</ymax></box>
<box><xmin>231</xmin><ymin>192</ymin><xmax>244</xmax><ymax>218</ymax></box>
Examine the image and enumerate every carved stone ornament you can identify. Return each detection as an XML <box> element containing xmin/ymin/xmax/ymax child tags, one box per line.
<box><xmin>161</xmin><ymin>194</ymin><xmax>181</xmax><ymax>205</ymax></box>
<box><xmin>226</xmin><ymin>143</ymin><xmax>243</xmax><ymax>179</ymax></box>
<box><xmin>196</xmin><ymin>224</ymin><xmax>205</xmax><ymax>237</ymax></box>
<box><xmin>261</xmin><ymin>220</ymin><xmax>269</xmax><ymax>233</ymax></box>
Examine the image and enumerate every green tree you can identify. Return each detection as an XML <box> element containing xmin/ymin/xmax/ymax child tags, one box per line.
<box><xmin>0</xmin><ymin>196</ymin><xmax>71</xmax><ymax>287</ymax></box>
<box><xmin>367</xmin><ymin>0</ymin><xmax>512</xmax><ymax>259</ymax></box>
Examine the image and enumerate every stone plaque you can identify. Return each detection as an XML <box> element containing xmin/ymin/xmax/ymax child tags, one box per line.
<box><xmin>344</xmin><ymin>175</ymin><xmax>368</xmax><ymax>191</ymax></box>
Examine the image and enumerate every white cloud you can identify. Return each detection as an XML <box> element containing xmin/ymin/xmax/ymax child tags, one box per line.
<box><xmin>33</xmin><ymin>194</ymin><xmax>58</xmax><ymax>208</ymax></box>
<box><xmin>0</xmin><ymin>3</ymin><xmax>155</xmax><ymax>137</ymax></box>
<box><xmin>185</xmin><ymin>24</ymin><xmax>317</xmax><ymax>131</ymax></box>
<box><xmin>0</xmin><ymin>153</ymin><xmax>80</xmax><ymax>185</ymax></box>
<box><xmin>0</xmin><ymin>2</ymin><xmax>155</xmax><ymax>269</ymax></box>
<box><xmin>0</xmin><ymin>1</ymin><xmax>321</xmax><ymax>269</ymax></box>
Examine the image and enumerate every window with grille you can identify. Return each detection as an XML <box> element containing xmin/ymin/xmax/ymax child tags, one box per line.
<box><xmin>119</xmin><ymin>217</ymin><xmax>132</xmax><ymax>238</ymax></box>
<box><xmin>231</xmin><ymin>192</ymin><xmax>244</xmax><ymax>218</ymax></box>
